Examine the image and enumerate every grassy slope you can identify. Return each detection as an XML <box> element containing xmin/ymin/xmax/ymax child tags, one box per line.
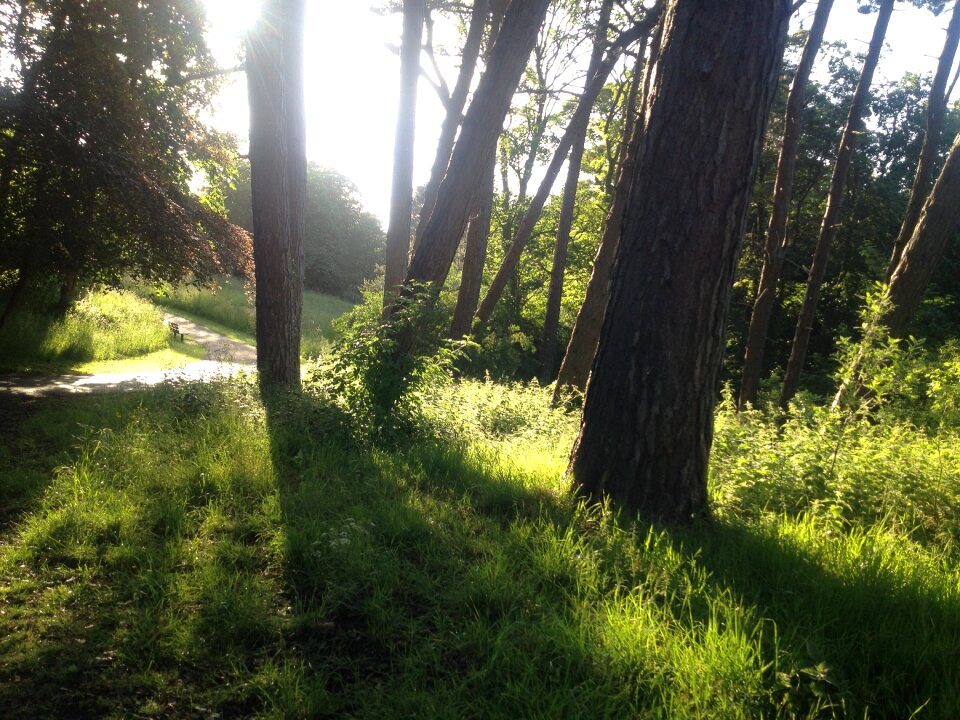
<box><xmin>0</xmin><ymin>289</ymin><xmax>205</xmax><ymax>374</ymax></box>
<box><xmin>1</xmin><ymin>379</ymin><xmax>959</xmax><ymax>718</ymax></box>
<box><xmin>137</xmin><ymin>278</ymin><xmax>355</xmax><ymax>357</ymax></box>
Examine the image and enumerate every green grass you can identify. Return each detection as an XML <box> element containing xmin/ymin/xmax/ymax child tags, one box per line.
<box><xmin>2</xmin><ymin>376</ymin><xmax>959</xmax><ymax>718</ymax></box>
<box><xmin>0</xmin><ymin>288</ymin><xmax>204</xmax><ymax>373</ymax></box>
<box><xmin>134</xmin><ymin>277</ymin><xmax>355</xmax><ymax>357</ymax></box>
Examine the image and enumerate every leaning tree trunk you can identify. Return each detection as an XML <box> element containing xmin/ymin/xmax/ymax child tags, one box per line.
<box><xmin>567</xmin><ymin>0</ymin><xmax>790</xmax><ymax>524</ymax></box>
<box><xmin>450</xmin><ymin>153</ymin><xmax>496</xmax><ymax>339</ymax></box>
<box><xmin>414</xmin><ymin>0</ymin><xmax>488</xmax><ymax>249</ymax></box>
<box><xmin>885</xmin><ymin>0</ymin><xmax>960</xmax><ymax>281</ymax></box>
<box><xmin>780</xmin><ymin>0</ymin><xmax>893</xmax><ymax>408</ymax></box>
<box><xmin>247</xmin><ymin>0</ymin><xmax>307</xmax><ymax>387</ymax></box>
<box><xmin>538</xmin><ymin>0</ymin><xmax>615</xmax><ymax>382</ymax></box>
<box><xmin>402</xmin><ymin>0</ymin><xmax>552</xmax><ymax>293</ymax></box>
<box><xmin>472</xmin><ymin>7</ymin><xmax>663</xmax><ymax>331</ymax></box>
<box><xmin>883</xmin><ymin>131</ymin><xmax>960</xmax><ymax>339</ymax></box>
<box><xmin>553</xmin><ymin>25</ymin><xmax>660</xmax><ymax>401</ymax></box>
<box><xmin>737</xmin><ymin>0</ymin><xmax>835</xmax><ymax>409</ymax></box>
<box><xmin>383</xmin><ymin>0</ymin><xmax>426</xmax><ymax>313</ymax></box>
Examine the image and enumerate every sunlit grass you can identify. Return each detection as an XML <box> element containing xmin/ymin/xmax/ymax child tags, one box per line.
<box><xmin>2</xmin><ymin>376</ymin><xmax>959</xmax><ymax>717</ymax></box>
<box><xmin>133</xmin><ymin>276</ymin><xmax>355</xmax><ymax>357</ymax></box>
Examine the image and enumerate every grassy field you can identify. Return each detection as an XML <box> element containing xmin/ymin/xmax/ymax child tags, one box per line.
<box><xmin>136</xmin><ymin>277</ymin><xmax>355</xmax><ymax>358</ymax></box>
<box><xmin>0</xmin><ymin>288</ymin><xmax>205</xmax><ymax>374</ymax></box>
<box><xmin>2</xmin><ymin>372</ymin><xmax>959</xmax><ymax>718</ymax></box>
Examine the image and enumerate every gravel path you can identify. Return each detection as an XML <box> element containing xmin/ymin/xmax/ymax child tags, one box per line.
<box><xmin>0</xmin><ymin>313</ymin><xmax>257</xmax><ymax>398</ymax></box>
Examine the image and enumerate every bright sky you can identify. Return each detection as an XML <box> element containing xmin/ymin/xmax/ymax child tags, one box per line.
<box><xmin>200</xmin><ymin>1</ymin><xmax>960</xmax><ymax>225</ymax></box>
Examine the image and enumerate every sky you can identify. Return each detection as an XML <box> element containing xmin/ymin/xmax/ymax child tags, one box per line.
<box><xmin>199</xmin><ymin>1</ymin><xmax>960</xmax><ymax>225</ymax></box>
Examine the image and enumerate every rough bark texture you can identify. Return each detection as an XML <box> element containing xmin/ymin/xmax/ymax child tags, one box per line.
<box><xmin>738</xmin><ymin>0</ymin><xmax>834</xmax><ymax>409</ymax></box>
<box><xmin>553</xmin><ymin>27</ymin><xmax>659</xmax><ymax>400</ymax></box>
<box><xmin>538</xmin><ymin>0</ymin><xmax>614</xmax><ymax>382</ymax></box>
<box><xmin>780</xmin><ymin>0</ymin><xmax>892</xmax><ymax>408</ymax></box>
<box><xmin>885</xmin><ymin>0</ymin><xmax>960</xmax><ymax>281</ymax></box>
<box><xmin>450</xmin><ymin>154</ymin><xmax>496</xmax><ymax>339</ymax></box>
<box><xmin>402</xmin><ymin>0</ymin><xmax>551</xmax><ymax>292</ymax></box>
<box><xmin>247</xmin><ymin>0</ymin><xmax>306</xmax><ymax>387</ymax></box>
<box><xmin>567</xmin><ymin>0</ymin><xmax>789</xmax><ymax>523</ymax></box>
<box><xmin>383</xmin><ymin>0</ymin><xmax>426</xmax><ymax>312</ymax></box>
<box><xmin>884</xmin><ymin>132</ymin><xmax>960</xmax><ymax>338</ymax></box>
<box><xmin>414</xmin><ymin>0</ymin><xmax>488</xmax><ymax>249</ymax></box>
<box><xmin>472</xmin><ymin>8</ymin><xmax>663</xmax><ymax>331</ymax></box>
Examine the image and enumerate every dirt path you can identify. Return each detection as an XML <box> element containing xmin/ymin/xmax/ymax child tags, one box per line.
<box><xmin>0</xmin><ymin>313</ymin><xmax>257</xmax><ymax>398</ymax></box>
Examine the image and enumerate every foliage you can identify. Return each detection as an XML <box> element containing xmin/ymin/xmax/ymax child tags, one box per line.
<box><xmin>0</xmin><ymin>0</ymin><xmax>251</xmax><ymax>304</ymax></box>
<box><xmin>0</xmin><ymin>287</ymin><xmax>174</xmax><ymax>370</ymax></box>
<box><xmin>2</xmin><ymin>374</ymin><xmax>960</xmax><ymax>717</ymax></box>
<box><xmin>223</xmin><ymin>160</ymin><xmax>384</xmax><ymax>300</ymax></box>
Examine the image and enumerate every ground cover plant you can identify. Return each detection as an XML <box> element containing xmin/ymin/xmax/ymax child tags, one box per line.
<box><xmin>136</xmin><ymin>277</ymin><xmax>354</xmax><ymax>358</ymax></box>
<box><xmin>2</xmin><ymin>347</ymin><xmax>959</xmax><ymax>718</ymax></box>
<box><xmin>0</xmin><ymin>288</ymin><xmax>205</xmax><ymax>374</ymax></box>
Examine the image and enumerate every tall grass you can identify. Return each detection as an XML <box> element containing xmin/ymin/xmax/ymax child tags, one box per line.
<box><xmin>0</xmin><ymin>288</ymin><xmax>171</xmax><ymax>371</ymax></box>
<box><xmin>137</xmin><ymin>277</ymin><xmax>354</xmax><ymax>356</ymax></box>
<box><xmin>3</xmin><ymin>368</ymin><xmax>960</xmax><ymax>717</ymax></box>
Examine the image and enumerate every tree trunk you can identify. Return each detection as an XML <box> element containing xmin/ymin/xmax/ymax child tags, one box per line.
<box><xmin>383</xmin><ymin>0</ymin><xmax>426</xmax><ymax>313</ymax></box>
<box><xmin>414</xmin><ymin>0</ymin><xmax>488</xmax><ymax>249</ymax></box>
<box><xmin>247</xmin><ymin>0</ymin><xmax>306</xmax><ymax>387</ymax></box>
<box><xmin>553</xmin><ymin>31</ymin><xmax>658</xmax><ymax>401</ymax></box>
<box><xmin>538</xmin><ymin>0</ymin><xmax>615</xmax><ymax>382</ymax></box>
<box><xmin>780</xmin><ymin>0</ymin><xmax>893</xmax><ymax>408</ymax></box>
<box><xmin>472</xmin><ymin>8</ymin><xmax>663</xmax><ymax>331</ymax></box>
<box><xmin>402</xmin><ymin>0</ymin><xmax>552</xmax><ymax>293</ymax></box>
<box><xmin>567</xmin><ymin>0</ymin><xmax>790</xmax><ymax>524</ymax></box>
<box><xmin>450</xmin><ymin>153</ymin><xmax>496</xmax><ymax>339</ymax></box>
<box><xmin>885</xmin><ymin>0</ymin><xmax>960</xmax><ymax>281</ymax></box>
<box><xmin>737</xmin><ymin>0</ymin><xmax>835</xmax><ymax>409</ymax></box>
<box><xmin>883</xmin><ymin>131</ymin><xmax>960</xmax><ymax>339</ymax></box>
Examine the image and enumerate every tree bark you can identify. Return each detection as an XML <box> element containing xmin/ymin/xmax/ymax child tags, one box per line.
<box><xmin>885</xmin><ymin>0</ymin><xmax>960</xmax><ymax>281</ymax></box>
<box><xmin>472</xmin><ymin>7</ymin><xmax>663</xmax><ymax>331</ymax></box>
<box><xmin>883</xmin><ymin>131</ymin><xmax>960</xmax><ymax>339</ymax></box>
<box><xmin>553</xmin><ymin>30</ymin><xmax>658</xmax><ymax>401</ymax></box>
<box><xmin>414</xmin><ymin>0</ymin><xmax>488</xmax><ymax>249</ymax></box>
<box><xmin>567</xmin><ymin>0</ymin><xmax>790</xmax><ymax>523</ymax></box>
<box><xmin>247</xmin><ymin>0</ymin><xmax>306</xmax><ymax>387</ymax></box>
<box><xmin>737</xmin><ymin>0</ymin><xmax>835</xmax><ymax>409</ymax></box>
<box><xmin>383</xmin><ymin>0</ymin><xmax>426</xmax><ymax>313</ymax></box>
<box><xmin>780</xmin><ymin>0</ymin><xmax>893</xmax><ymax>408</ymax></box>
<box><xmin>538</xmin><ymin>0</ymin><xmax>615</xmax><ymax>382</ymax></box>
<box><xmin>450</xmin><ymin>153</ymin><xmax>496</xmax><ymax>339</ymax></box>
<box><xmin>402</xmin><ymin>0</ymin><xmax>552</xmax><ymax>293</ymax></box>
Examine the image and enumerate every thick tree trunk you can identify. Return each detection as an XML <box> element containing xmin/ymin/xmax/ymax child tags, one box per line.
<box><xmin>567</xmin><ymin>0</ymin><xmax>789</xmax><ymax>523</ymax></box>
<box><xmin>780</xmin><ymin>0</ymin><xmax>892</xmax><ymax>408</ymax></box>
<box><xmin>383</xmin><ymin>0</ymin><xmax>426</xmax><ymax>313</ymax></box>
<box><xmin>247</xmin><ymin>0</ymin><xmax>306</xmax><ymax>387</ymax></box>
<box><xmin>737</xmin><ymin>0</ymin><xmax>834</xmax><ymax>409</ymax></box>
<box><xmin>402</xmin><ymin>0</ymin><xmax>552</xmax><ymax>293</ymax></box>
<box><xmin>414</xmin><ymin>0</ymin><xmax>488</xmax><ymax>249</ymax></box>
<box><xmin>885</xmin><ymin>0</ymin><xmax>960</xmax><ymax>281</ymax></box>
<box><xmin>883</xmin><ymin>132</ymin><xmax>960</xmax><ymax>339</ymax></box>
<box><xmin>450</xmin><ymin>154</ymin><xmax>495</xmax><ymax>339</ymax></box>
<box><xmin>538</xmin><ymin>0</ymin><xmax>614</xmax><ymax>382</ymax></box>
<box><xmin>553</xmin><ymin>33</ymin><xmax>657</xmax><ymax>401</ymax></box>
<box><xmin>472</xmin><ymin>8</ymin><xmax>663</xmax><ymax>331</ymax></box>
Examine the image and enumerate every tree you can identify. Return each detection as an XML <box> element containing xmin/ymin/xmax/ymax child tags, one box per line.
<box><xmin>738</xmin><ymin>0</ymin><xmax>835</xmax><ymax>409</ymax></box>
<box><xmin>567</xmin><ymin>0</ymin><xmax>790</xmax><ymax>522</ymax></box>
<box><xmin>247</xmin><ymin>0</ymin><xmax>307</xmax><ymax>387</ymax></box>
<box><xmin>883</xmin><ymin>131</ymin><xmax>960</xmax><ymax>339</ymax></box>
<box><xmin>885</xmin><ymin>0</ymin><xmax>960</xmax><ymax>279</ymax></box>
<box><xmin>383</xmin><ymin>0</ymin><xmax>426</xmax><ymax>313</ymax></box>
<box><xmin>401</xmin><ymin>0</ymin><xmax>553</xmax><ymax>294</ymax></box>
<box><xmin>0</xmin><ymin>0</ymin><xmax>250</xmax><ymax>329</ymax></box>
<box><xmin>780</xmin><ymin>0</ymin><xmax>894</xmax><ymax>407</ymax></box>
<box><xmin>538</xmin><ymin>0</ymin><xmax>615</xmax><ymax>382</ymax></box>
